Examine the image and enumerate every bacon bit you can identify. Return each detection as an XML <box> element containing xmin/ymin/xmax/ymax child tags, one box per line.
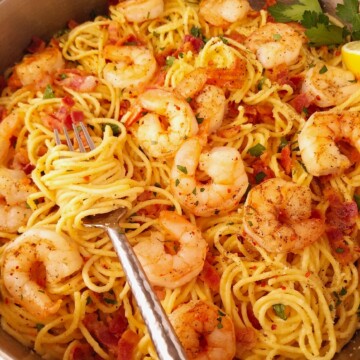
<box><xmin>42</xmin><ymin>106</ymin><xmax>85</xmax><ymax>130</ymax></box>
<box><xmin>246</xmin><ymin>305</ymin><xmax>262</xmax><ymax>330</ymax></box>
<box><xmin>290</xmin><ymin>93</ymin><xmax>313</xmax><ymax>114</ymax></box>
<box><xmin>117</xmin><ymin>330</ymin><xmax>139</xmax><ymax>360</ymax></box>
<box><xmin>271</xmin><ymin>324</ymin><xmax>277</xmax><ymax>330</ymax></box>
<box><xmin>305</xmin><ymin>271</ymin><xmax>311</xmax><ymax>278</ymax></box>
<box><xmin>244</xmin><ymin>104</ymin><xmax>274</xmax><ymax>125</ymax></box>
<box><xmin>325</xmin><ymin>190</ymin><xmax>358</xmax><ymax>233</ymax></box>
<box><xmin>22</xmin><ymin>163</ymin><xmax>35</xmax><ymax>175</ymax></box>
<box><xmin>27</xmin><ymin>36</ymin><xmax>46</xmax><ymax>54</ymax></box>
<box><xmin>235</xmin><ymin>327</ymin><xmax>257</xmax><ymax>351</ymax></box>
<box><xmin>108</xmin><ymin>0</ymin><xmax>119</xmax><ymax>5</ymax></box>
<box><xmin>280</xmin><ymin>145</ymin><xmax>292</xmax><ymax>175</ymax></box>
<box><xmin>55</xmin><ymin>69</ymin><xmax>98</xmax><ymax>93</ymax></box>
<box><xmin>83</xmin><ymin>307</ymin><xmax>128</xmax><ymax>353</ymax></box>
<box><xmin>70</xmin><ymin>343</ymin><xmax>96</xmax><ymax>360</ymax></box>
<box><xmin>199</xmin><ymin>260</ymin><xmax>221</xmax><ymax>292</ymax></box>
<box><xmin>326</xmin><ymin>227</ymin><xmax>353</xmax><ymax>265</ymax></box>
<box><xmin>264</xmin><ymin>0</ymin><xmax>277</xmax><ymax>8</ymax></box>
<box><xmin>183</xmin><ymin>34</ymin><xmax>204</xmax><ymax>53</ymax></box>
<box><xmin>62</xmin><ymin>96</ymin><xmax>75</xmax><ymax>107</ymax></box>
<box><xmin>67</xmin><ymin>19</ymin><xmax>79</xmax><ymax>30</ymax></box>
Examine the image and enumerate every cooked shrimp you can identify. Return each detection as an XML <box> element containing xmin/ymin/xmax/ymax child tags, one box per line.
<box><xmin>0</xmin><ymin>168</ymin><xmax>36</xmax><ymax>232</ymax></box>
<box><xmin>170</xmin><ymin>137</ymin><xmax>249</xmax><ymax>217</ymax></box>
<box><xmin>298</xmin><ymin>110</ymin><xmax>360</xmax><ymax>176</ymax></box>
<box><xmin>0</xmin><ymin>111</ymin><xmax>22</xmax><ymax>164</ymax></box>
<box><xmin>103</xmin><ymin>44</ymin><xmax>157</xmax><ymax>89</ymax></box>
<box><xmin>133</xmin><ymin>211</ymin><xmax>207</xmax><ymax>288</ymax></box>
<box><xmin>244</xmin><ymin>23</ymin><xmax>304</xmax><ymax>69</ymax></box>
<box><xmin>131</xmin><ymin>88</ymin><xmax>198</xmax><ymax>158</ymax></box>
<box><xmin>301</xmin><ymin>63</ymin><xmax>360</xmax><ymax>108</ymax></box>
<box><xmin>175</xmin><ymin>69</ymin><xmax>226</xmax><ymax>136</ymax></box>
<box><xmin>8</xmin><ymin>46</ymin><xmax>65</xmax><ymax>90</ymax></box>
<box><xmin>169</xmin><ymin>300</ymin><xmax>236</xmax><ymax>360</ymax></box>
<box><xmin>199</xmin><ymin>0</ymin><xmax>250</xmax><ymax>27</ymax></box>
<box><xmin>2</xmin><ymin>228</ymin><xmax>83</xmax><ymax>319</ymax></box>
<box><xmin>116</xmin><ymin>0</ymin><xmax>164</xmax><ymax>23</ymax></box>
<box><xmin>243</xmin><ymin>178</ymin><xmax>325</xmax><ymax>253</ymax></box>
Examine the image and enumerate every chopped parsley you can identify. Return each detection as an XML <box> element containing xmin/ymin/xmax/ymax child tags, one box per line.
<box><xmin>273</xmin><ymin>303</ymin><xmax>287</xmax><ymax>320</ymax></box>
<box><xmin>43</xmin><ymin>84</ymin><xmax>55</xmax><ymax>99</ymax></box>
<box><xmin>248</xmin><ymin>143</ymin><xmax>266</xmax><ymax>157</ymax></box>
<box><xmin>354</xmin><ymin>194</ymin><xmax>360</xmax><ymax>210</ymax></box>
<box><xmin>35</xmin><ymin>323</ymin><xmax>45</xmax><ymax>331</ymax></box>
<box><xmin>177</xmin><ymin>165</ymin><xmax>188</xmax><ymax>174</ymax></box>
<box><xmin>319</xmin><ymin>65</ymin><xmax>328</xmax><ymax>74</ymax></box>
<box><xmin>101</xmin><ymin>123</ymin><xmax>121</xmax><ymax>136</ymax></box>
<box><xmin>166</xmin><ymin>56</ymin><xmax>175</xmax><ymax>67</ymax></box>
<box><xmin>255</xmin><ymin>171</ymin><xmax>267</xmax><ymax>183</ymax></box>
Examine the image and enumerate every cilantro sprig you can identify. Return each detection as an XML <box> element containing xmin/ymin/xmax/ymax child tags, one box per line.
<box><xmin>268</xmin><ymin>0</ymin><xmax>360</xmax><ymax>46</ymax></box>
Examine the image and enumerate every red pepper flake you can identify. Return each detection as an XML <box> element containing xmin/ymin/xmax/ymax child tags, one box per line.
<box><xmin>305</xmin><ymin>271</ymin><xmax>311</xmax><ymax>278</ymax></box>
<box><xmin>281</xmin><ymin>286</ymin><xmax>286</xmax><ymax>290</ymax></box>
<box><xmin>271</xmin><ymin>324</ymin><xmax>277</xmax><ymax>330</ymax></box>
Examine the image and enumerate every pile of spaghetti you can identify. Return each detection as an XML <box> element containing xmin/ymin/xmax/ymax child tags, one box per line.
<box><xmin>0</xmin><ymin>0</ymin><xmax>360</xmax><ymax>359</ymax></box>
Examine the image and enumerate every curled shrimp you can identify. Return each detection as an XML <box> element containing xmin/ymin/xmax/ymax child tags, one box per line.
<box><xmin>116</xmin><ymin>0</ymin><xmax>164</xmax><ymax>23</ymax></box>
<box><xmin>301</xmin><ymin>63</ymin><xmax>360</xmax><ymax>108</ymax></box>
<box><xmin>130</xmin><ymin>88</ymin><xmax>198</xmax><ymax>158</ymax></box>
<box><xmin>199</xmin><ymin>0</ymin><xmax>250</xmax><ymax>27</ymax></box>
<box><xmin>170</xmin><ymin>137</ymin><xmax>249</xmax><ymax>217</ymax></box>
<box><xmin>0</xmin><ymin>168</ymin><xmax>36</xmax><ymax>233</ymax></box>
<box><xmin>133</xmin><ymin>211</ymin><xmax>207</xmax><ymax>288</ymax></box>
<box><xmin>2</xmin><ymin>228</ymin><xmax>83</xmax><ymax>319</ymax></box>
<box><xmin>103</xmin><ymin>44</ymin><xmax>157</xmax><ymax>89</ymax></box>
<box><xmin>244</xmin><ymin>23</ymin><xmax>305</xmax><ymax>69</ymax></box>
<box><xmin>298</xmin><ymin>110</ymin><xmax>360</xmax><ymax>176</ymax></box>
<box><xmin>169</xmin><ymin>300</ymin><xmax>236</xmax><ymax>360</ymax></box>
<box><xmin>8</xmin><ymin>46</ymin><xmax>65</xmax><ymax>90</ymax></box>
<box><xmin>0</xmin><ymin>111</ymin><xmax>22</xmax><ymax>165</ymax></box>
<box><xmin>243</xmin><ymin>178</ymin><xmax>325</xmax><ymax>253</ymax></box>
<box><xmin>175</xmin><ymin>68</ymin><xmax>226</xmax><ymax>137</ymax></box>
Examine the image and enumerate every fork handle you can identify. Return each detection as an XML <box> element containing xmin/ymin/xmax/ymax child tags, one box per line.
<box><xmin>106</xmin><ymin>227</ymin><xmax>188</xmax><ymax>360</ymax></box>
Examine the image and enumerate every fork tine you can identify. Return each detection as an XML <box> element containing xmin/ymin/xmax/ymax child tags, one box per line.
<box><xmin>54</xmin><ymin>122</ymin><xmax>95</xmax><ymax>152</ymax></box>
<box><xmin>72</xmin><ymin>123</ymin><xmax>86</xmax><ymax>153</ymax></box>
<box><xmin>54</xmin><ymin>128</ymin><xmax>61</xmax><ymax>146</ymax></box>
<box><xmin>63</xmin><ymin>127</ymin><xmax>75</xmax><ymax>151</ymax></box>
<box><xmin>79</xmin><ymin>122</ymin><xmax>95</xmax><ymax>150</ymax></box>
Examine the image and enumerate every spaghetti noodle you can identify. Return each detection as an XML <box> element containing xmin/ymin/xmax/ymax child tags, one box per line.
<box><xmin>0</xmin><ymin>0</ymin><xmax>359</xmax><ymax>359</ymax></box>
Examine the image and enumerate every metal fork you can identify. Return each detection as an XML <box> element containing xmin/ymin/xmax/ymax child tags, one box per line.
<box><xmin>54</xmin><ymin>123</ymin><xmax>187</xmax><ymax>360</ymax></box>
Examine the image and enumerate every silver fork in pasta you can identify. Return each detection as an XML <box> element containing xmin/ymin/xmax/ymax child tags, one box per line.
<box><xmin>54</xmin><ymin>123</ymin><xmax>187</xmax><ymax>360</ymax></box>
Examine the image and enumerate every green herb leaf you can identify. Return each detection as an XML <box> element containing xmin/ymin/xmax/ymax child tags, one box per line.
<box><xmin>195</xmin><ymin>114</ymin><xmax>204</xmax><ymax>124</ymax></box>
<box><xmin>166</xmin><ymin>56</ymin><xmax>175</xmax><ymax>67</ymax></box>
<box><xmin>248</xmin><ymin>143</ymin><xmax>266</xmax><ymax>157</ymax></box>
<box><xmin>336</xmin><ymin>0</ymin><xmax>359</xmax><ymax>23</ymax></box>
<box><xmin>175</xmin><ymin>178</ymin><xmax>180</xmax><ymax>186</ymax></box>
<box><xmin>190</xmin><ymin>26</ymin><xmax>202</xmax><ymax>38</ymax></box>
<box><xmin>103</xmin><ymin>297</ymin><xmax>117</xmax><ymax>305</ymax></box>
<box><xmin>43</xmin><ymin>84</ymin><xmax>55</xmax><ymax>99</ymax></box>
<box><xmin>36</xmin><ymin>323</ymin><xmax>45</xmax><ymax>331</ymax></box>
<box><xmin>319</xmin><ymin>65</ymin><xmax>328</xmax><ymax>74</ymax></box>
<box><xmin>354</xmin><ymin>194</ymin><xmax>360</xmax><ymax>210</ymax></box>
<box><xmin>273</xmin><ymin>303</ymin><xmax>288</xmax><ymax>320</ymax></box>
<box><xmin>268</xmin><ymin>0</ymin><xmax>322</xmax><ymax>23</ymax></box>
<box><xmin>255</xmin><ymin>171</ymin><xmax>266</xmax><ymax>183</ymax></box>
<box><xmin>273</xmin><ymin>33</ymin><xmax>282</xmax><ymax>41</ymax></box>
<box><xmin>177</xmin><ymin>165</ymin><xmax>188</xmax><ymax>174</ymax></box>
<box><xmin>305</xmin><ymin>24</ymin><xmax>344</xmax><ymax>46</ymax></box>
<box><xmin>101</xmin><ymin>123</ymin><xmax>121</xmax><ymax>136</ymax></box>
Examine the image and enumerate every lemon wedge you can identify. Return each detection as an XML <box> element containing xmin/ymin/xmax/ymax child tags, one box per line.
<box><xmin>342</xmin><ymin>41</ymin><xmax>360</xmax><ymax>78</ymax></box>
